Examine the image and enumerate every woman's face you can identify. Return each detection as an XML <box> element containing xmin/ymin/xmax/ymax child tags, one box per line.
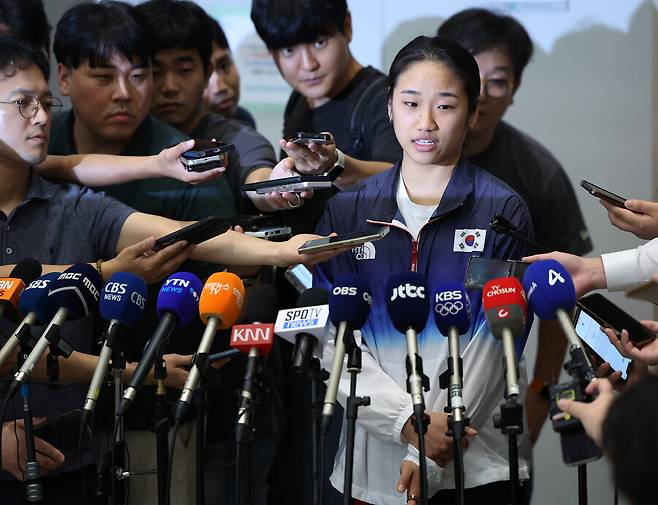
<box><xmin>389</xmin><ymin>60</ymin><xmax>476</xmax><ymax>168</ymax></box>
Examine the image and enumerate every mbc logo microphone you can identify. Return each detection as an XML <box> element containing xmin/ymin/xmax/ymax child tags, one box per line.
<box><xmin>390</xmin><ymin>283</ymin><xmax>425</xmax><ymax>301</ymax></box>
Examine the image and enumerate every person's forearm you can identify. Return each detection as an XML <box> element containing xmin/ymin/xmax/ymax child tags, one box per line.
<box><xmin>35</xmin><ymin>154</ymin><xmax>162</xmax><ymax>187</ymax></box>
<box><xmin>243</xmin><ymin>167</ymin><xmax>280</xmax><ymax>212</ymax></box>
<box><xmin>334</xmin><ymin>156</ymin><xmax>392</xmax><ymax>190</ymax></box>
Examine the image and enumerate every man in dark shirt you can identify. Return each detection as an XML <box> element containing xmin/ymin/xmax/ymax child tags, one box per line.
<box><xmin>438</xmin><ymin>9</ymin><xmax>593</xmax><ymax>446</ymax></box>
<box><xmin>203</xmin><ymin>15</ymin><xmax>257</xmax><ymax>128</ymax></box>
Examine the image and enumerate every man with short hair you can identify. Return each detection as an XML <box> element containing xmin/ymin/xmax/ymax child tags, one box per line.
<box><xmin>204</xmin><ymin>15</ymin><xmax>256</xmax><ymax>128</ymax></box>
<box><xmin>438</xmin><ymin>8</ymin><xmax>593</xmax><ymax>446</ymax></box>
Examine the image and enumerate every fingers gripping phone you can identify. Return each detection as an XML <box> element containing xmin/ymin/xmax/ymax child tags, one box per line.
<box><xmin>153</xmin><ymin>216</ymin><xmax>230</xmax><ymax>251</ymax></box>
<box><xmin>580</xmin><ymin>180</ymin><xmax>627</xmax><ymax>208</ymax></box>
<box><xmin>241</xmin><ymin>165</ymin><xmax>344</xmax><ymax>195</ymax></box>
<box><xmin>181</xmin><ymin>139</ymin><xmax>235</xmax><ymax>172</ymax></box>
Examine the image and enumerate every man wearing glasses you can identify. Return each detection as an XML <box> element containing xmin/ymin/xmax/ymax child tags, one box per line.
<box><xmin>437</xmin><ymin>7</ymin><xmax>592</xmax><ymax>469</ymax></box>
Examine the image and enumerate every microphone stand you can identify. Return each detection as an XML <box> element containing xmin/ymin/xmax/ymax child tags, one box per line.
<box><xmin>439</xmin><ymin>328</ymin><xmax>468</xmax><ymax>505</ymax></box>
<box><xmin>492</xmin><ymin>327</ymin><xmax>523</xmax><ymax>505</ymax></box>
<box><xmin>16</xmin><ymin>340</ymin><xmax>43</xmax><ymax>503</ymax></box>
<box><xmin>152</xmin><ymin>354</ymin><xmax>170</xmax><ymax>505</ymax></box>
<box><xmin>308</xmin><ymin>357</ymin><xmax>329</xmax><ymax>505</ymax></box>
<box><xmin>342</xmin><ymin>332</ymin><xmax>369</xmax><ymax>505</ymax></box>
<box><xmin>109</xmin><ymin>339</ymin><xmax>127</xmax><ymax>505</ymax></box>
<box><xmin>404</xmin><ymin>327</ymin><xmax>430</xmax><ymax>505</ymax></box>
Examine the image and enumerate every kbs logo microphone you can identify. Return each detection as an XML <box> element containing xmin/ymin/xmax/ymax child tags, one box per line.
<box><xmin>433</xmin><ymin>283</ymin><xmax>471</xmax><ymax>335</ymax></box>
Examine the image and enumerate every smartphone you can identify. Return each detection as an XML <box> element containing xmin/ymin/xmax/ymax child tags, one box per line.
<box><xmin>580</xmin><ymin>180</ymin><xmax>627</xmax><ymax>208</ymax></box>
<box><xmin>181</xmin><ymin>140</ymin><xmax>235</xmax><ymax>172</ymax></box>
<box><xmin>241</xmin><ymin>165</ymin><xmax>344</xmax><ymax>195</ymax></box>
<box><xmin>33</xmin><ymin>409</ymin><xmax>93</xmax><ymax>456</ymax></box>
<box><xmin>284</xmin><ymin>264</ymin><xmax>313</xmax><ymax>294</ymax></box>
<box><xmin>626</xmin><ymin>280</ymin><xmax>658</xmax><ymax>305</ymax></box>
<box><xmin>464</xmin><ymin>256</ymin><xmax>529</xmax><ymax>290</ymax></box>
<box><xmin>245</xmin><ymin>226</ymin><xmax>292</xmax><ymax>241</ymax></box>
<box><xmin>153</xmin><ymin>216</ymin><xmax>230</xmax><ymax>251</ymax></box>
<box><xmin>230</xmin><ymin>214</ymin><xmax>280</xmax><ymax>232</ymax></box>
<box><xmin>298</xmin><ymin>226</ymin><xmax>390</xmax><ymax>254</ymax></box>
<box><xmin>577</xmin><ymin>293</ymin><xmax>654</xmax><ymax>346</ymax></box>
<box><xmin>286</xmin><ymin>132</ymin><xmax>334</xmax><ymax>145</ymax></box>
<box><xmin>207</xmin><ymin>347</ymin><xmax>241</xmax><ymax>364</ymax></box>
<box><xmin>573</xmin><ymin>306</ymin><xmax>632</xmax><ymax>381</ymax></box>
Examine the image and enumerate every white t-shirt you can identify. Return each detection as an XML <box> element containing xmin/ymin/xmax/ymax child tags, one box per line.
<box><xmin>395</xmin><ymin>172</ymin><xmax>438</xmax><ymax>240</ymax></box>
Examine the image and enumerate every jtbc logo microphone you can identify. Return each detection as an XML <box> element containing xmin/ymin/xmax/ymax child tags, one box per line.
<box><xmin>231</xmin><ymin>323</ymin><xmax>275</xmax><ymax>355</ymax></box>
<box><xmin>390</xmin><ymin>282</ymin><xmax>425</xmax><ymax>301</ymax></box>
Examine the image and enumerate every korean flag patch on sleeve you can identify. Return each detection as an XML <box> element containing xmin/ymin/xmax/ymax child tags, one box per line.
<box><xmin>453</xmin><ymin>229</ymin><xmax>486</xmax><ymax>252</ymax></box>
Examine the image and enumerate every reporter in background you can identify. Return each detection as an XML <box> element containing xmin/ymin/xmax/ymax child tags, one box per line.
<box><xmin>558</xmin><ymin>375</ymin><xmax>658</xmax><ymax>505</ymax></box>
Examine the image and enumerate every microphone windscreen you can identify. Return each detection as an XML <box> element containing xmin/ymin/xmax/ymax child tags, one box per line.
<box><xmin>244</xmin><ymin>283</ymin><xmax>278</xmax><ymax>324</ymax></box>
<box><xmin>297</xmin><ymin>287</ymin><xmax>329</xmax><ymax>308</ymax></box>
<box><xmin>10</xmin><ymin>259</ymin><xmax>42</xmax><ymax>285</ymax></box>
<box><xmin>385</xmin><ymin>272</ymin><xmax>429</xmax><ymax>333</ymax></box>
<box><xmin>432</xmin><ymin>282</ymin><xmax>471</xmax><ymax>335</ymax></box>
<box><xmin>329</xmin><ymin>274</ymin><xmax>371</xmax><ymax>329</ymax></box>
<box><xmin>199</xmin><ymin>272</ymin><xmax>245</xmax><ymax>328</ymax></box>
<box><xmin>99</xmin><ymin>272</ymin><xmax>147</xmax><ymax>326</ymax></box>
<box><xmin>522</xmin><ymin>260</ymin><xmax>576</xmax><ymax>319</ymax></box>
<box><xmin>482</xmin><ymin>277</ymin><xmax>527</xmax><ymax>339</ymax></box>
<box><xmin>156</xmin><ymin>272</ymin><xmax>202</xmax><ymax>327</ymax></box>
<box><xmin>18</xmin><ymin>272</ymin><xmax>60</xmax><ymax>324</ymax></box>
<box><xmin>47</xmin><ymin>263</ymin><xmax>101</xmax><ymax>320</ymax></box>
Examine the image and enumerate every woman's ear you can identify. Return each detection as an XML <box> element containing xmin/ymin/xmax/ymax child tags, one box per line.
<box><xmin>387</xmin><ymin>100</ymin><xmax>393</xmax><ymax>123</ymax></box>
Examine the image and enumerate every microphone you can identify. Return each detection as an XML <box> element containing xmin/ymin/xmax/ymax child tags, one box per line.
<box><xmin>0</xmin><ymin>272</ymin><xmax>58</xmax><ymax>371</ymax></box>
<box><xmin>274</xmin><ymin>288</ymin><xmax>331</xmax><ymax>373</ymax></box>
<box><xmin>522</xmin><ymin>259</ymin><xmax>595</xmax><ymax>378</ymax></box>
<box><xmin>82</xmin><ymin>272</ymin><xmax>147</xmax><ymax>424</ymax></box>
<box><xmin>7</xmin><ymin>264</ymin><xmax>101</xmax><ymax>398</ymax></box>
<box><xmin>482</xmin><ymin>277</ymin><xmax>528</xmax><ymax>398</ymax></box>
<box><xmin>0</xmin><ymin>259</ymin><xmax>42</xmax><ymax>322</ymax></box>
<box><xmin>118</xmin><ymin>272</ymin><xmax>202</xmax><ymax>416</ymax></box>
<box><xmin>432</xmin><ymin>283</ymin><xmax>472</xmax><ymax>422</ymax></box>
<box><xmin>231</xmin><ymin>283</ymin><xmax>278</xmax><ymax>440</ymax></box>
<box><xmin>385</xmin><ymin>272</ymin><xmax>430</xmax><ymax>409</ymax></box>
<box><xmin>175</xmin><ymin>272</ymin><xmax>245</xmax><ymax>422</ymax></box>
<box><xmin>321</xmin><ymin>275</ymin><xmax>371</xmax><ymax>433</ymax></box>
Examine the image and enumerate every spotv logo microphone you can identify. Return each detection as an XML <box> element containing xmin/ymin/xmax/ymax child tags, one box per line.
<box><xmin>390</xmin><ymin>283</ymin><xmax>425</xmax><ymax>302</ymax></box>
<box><xmin>279</xmin><ymin>305</ymin><xmax>329</xmax><ymax>330</ymax></box>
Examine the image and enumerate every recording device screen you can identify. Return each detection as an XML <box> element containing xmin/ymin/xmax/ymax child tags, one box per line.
<box><xmin>464</xmin><ymin>257</ymin><xmax>529</xmax><ymax>290</ymax></box>
<box><xmin>574</xmin><ymin>308</ymin><xmax>631</xmax><ymax>380</ymax></box>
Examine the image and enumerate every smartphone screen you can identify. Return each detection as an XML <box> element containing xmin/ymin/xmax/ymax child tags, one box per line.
<box><xmin>284</xmin><ymin>264</ymin><xmax>313</xmax><ymax>293</ymax></box>
<box><xmin>574</xmin><ymin>309</ymin><xmax>631</xmax><ymax>380</ymax></box>
<box><xmin>464</xmin><ymin>257</ymin><xmax>529</xmax><ymax>290</ymax></box>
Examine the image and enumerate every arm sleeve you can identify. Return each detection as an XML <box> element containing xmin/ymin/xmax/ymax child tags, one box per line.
<box><xmin>73</xmin><ymin>185</ymin><xmax>136</xmax><ymax>259</ymax></box>
<box><xmin>226</xmin><ymin>125</ymin><xmax>277</xmax><ymax>183</ymax></box>
<box><xmin>601</xmin><ymin>238</ymin><xmax>658</xmax><ymax>290</ymax></box>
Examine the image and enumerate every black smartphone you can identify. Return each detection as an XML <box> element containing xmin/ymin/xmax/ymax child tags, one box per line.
<box><xmin>577</xmin><ymin>293</ymin><xmax>654</xmax><ymax>346</ymax></box>
<box><xmin>573</xmin><ymin>305</ymin><xmax>632</xmax><ymax>381</ymax></box>
<box><xmin>230</xmin><ymin>214</ymin><xmax>280</xmax><ymax>232</ymax></box>
<box><xmin>464</xmin><ymin>256</ymin><xmax>529</xmax><ymax>290</ymax></box>
<box><xmin>33</xmin><ymin>409</ymin><xmax>93</xmax><ymax>456</ymax></box>
<box><xmin>286</xmin><ymin>132</ymin><xmax>334</xmax><ymax>145</ymax></box>
<box><xmin>241</xmin><ymin>165</ymin><xmax>344</xmax><ymax>195</ymax></box>
<box><xmin>298</xmin><ymin>226</ymin><xmax>390</xmax><ymax>254</ymax></box>
<box><xmin>245</xmin><ymin>226</ymin><xmax>292</xmax><ymax>241</ymax></box>
<box><xmin>153</xmin><ymin>216</ymin><xmax>230</xmax><ymax>251</ymax></box>
<box><xmin>207</xmin><ymin>347</ymin><xmax>241</xmax><ymax>364</ymax></box>
<box><xmin>181</xmin><ymin>139</ymin><xmax>235</xmax><ymax>172</ymax></box>
<box><xmin>580</xmin><ymin>180</ymin><xmax>627</xmax><ymax>208</ymax></box>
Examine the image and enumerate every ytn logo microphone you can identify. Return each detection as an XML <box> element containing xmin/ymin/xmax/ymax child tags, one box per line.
<box><xmin>390</xmin><ymin>283</ymin><xmax>425</xmax><ymax>302</ymax></box>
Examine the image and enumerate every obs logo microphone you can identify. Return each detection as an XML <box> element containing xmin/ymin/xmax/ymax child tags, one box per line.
<box><xmin>332</xmin><ymin>285</ymin><xmax>372</xmax><ymax>305</ymax></box>
<box><xmin>390</xmin><ymin>283</ymin><xmax>425</xmax><ymax>302</ymax></box>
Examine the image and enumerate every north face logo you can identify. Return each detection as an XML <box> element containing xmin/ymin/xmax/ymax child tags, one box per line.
<box><xmin>353</xmin><ymin>242</ymin><xmax>376</xmax><ymax>260</ymax></box>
